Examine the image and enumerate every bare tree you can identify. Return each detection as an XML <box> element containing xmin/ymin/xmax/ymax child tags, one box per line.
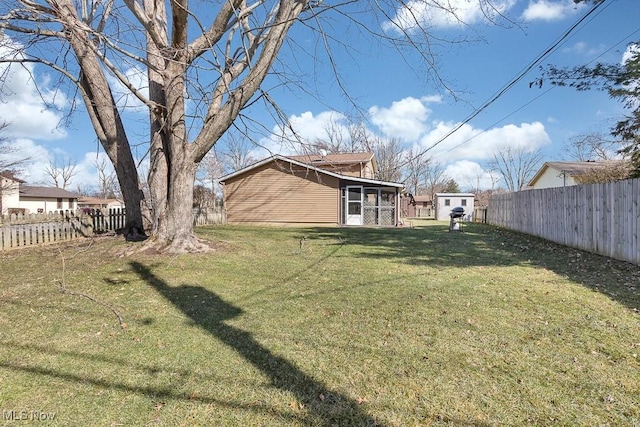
<box><xmin>196</xmin><ymin>150</ymin><xmax>224</xmax><ymax>205</ymax></box>
<box><xmin>403</xmin><ymin>147</ymin><xmax>430</xmax><ymax>196</ymax></box>
<box><xmin>1</xmin><ymin>0</ymin><xmax>511</xmax><ymax>252</ymax></box>
<box><xmin>1</xmin><ymin>0</ymin><xmax>312</xmax><ymax>251</ymax></box>
<box><xmin>488</xmin><ymin>145</ymin><xmax>544</xmax><ymax>192</ymax></box>
<box><xmin>44</xmin><ymin>157</ymin><xmax>78</xmax><ymax>189</ymax></box>
<box><xmin>0</xmin><ymin>121</ymin><xmax>28</xmax><ymax>214</ymax></box>
<box><xmin>565</xmin><ymin>132</ymin><xmax>622</xmax><ymax>161</ymax></box>
<box><xmin>94</xmin><ymin>156</ymin><xmax>120</xmax><ymax>199</ymax></box>
<box><xmin>219</xmin><ymin>133</ymin><xmax>257</xmax><ymax>175</ymax></box>
<box><xmin>573</xmin><ymin>161</ymin><xmax>631</xmax><ymax>184</ymax></box>
<box><xmin>309</xmin><ymin>117</ymin><xmax>356</xmax><ymax>155</ymax></box>
<box><xmin>368</xmin><ymin>136</ymin><xmax>404</xmax><ymax>182</ymax></box>
<box><xmin>422</xmin><ymin>160</ymin><xmax>449</xmax><ymax>203</ymax></box>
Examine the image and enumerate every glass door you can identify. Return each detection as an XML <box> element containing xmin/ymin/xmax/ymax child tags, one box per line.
<box><xmin>345</xmin><ymin>186</ymin><xmax>363</xmax><ymax>225</ymax></box>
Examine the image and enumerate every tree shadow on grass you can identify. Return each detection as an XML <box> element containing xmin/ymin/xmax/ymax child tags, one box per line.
<box><xmin>129</xmin><ymin>261</ymin><xmax>382</xmax><ymax>427</ymax></box>
<box><xmin>307</xmin><ymin>223</ymin><xmax>640</xmax><ymax>313</ymax></box>
<box><xmin>0</xmin><ymin>343</ymin><xmax>305</xmax><ymax>422</ymax></box>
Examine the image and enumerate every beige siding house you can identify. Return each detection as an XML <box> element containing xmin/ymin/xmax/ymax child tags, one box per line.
<box><xmin>219</xmin><ymin>153</ymin><xmax>404</xmax><ymax>226</ymax></box>
<box><xmin>528</xmin><ymin>161</ymin><xmax>628</xmax><ymax>189</ymax></box>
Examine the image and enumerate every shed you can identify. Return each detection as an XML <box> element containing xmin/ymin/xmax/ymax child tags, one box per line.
<box><xmin>434</xmin><ymin>193</ymin><xmax>475</xmax><ymax>221</ymax></box>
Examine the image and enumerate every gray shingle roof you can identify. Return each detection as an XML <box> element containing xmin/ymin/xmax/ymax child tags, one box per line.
<box><xmin>20</xmin><ymin>186</ymin><xmax>80</xmax><ymax>198</ymax></box>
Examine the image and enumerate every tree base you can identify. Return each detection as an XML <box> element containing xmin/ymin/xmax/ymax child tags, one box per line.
<box><xmin>135</xmin><ymin>233</ymin><xmax>217</xmax><ymax>255</ymax></box>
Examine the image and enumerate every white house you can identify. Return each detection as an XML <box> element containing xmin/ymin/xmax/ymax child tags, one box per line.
<box><xmin>434</xmin><ymin>193</ymin><xmax>475</xmax><ymax>221</ymax></box>
<box><xmin>0</xmin><ymin>174</ymin><xmax>21</xmax><ymax>214</ymax></box>
<box><xmin>527</xmin><ymin>161</ymin><xmax>627</xmax><ymax>189</ymax></box>
<box><xmin>1</xmin><ymin>176</ymin><xmax>79</xmax><ymax>215</ymax></box>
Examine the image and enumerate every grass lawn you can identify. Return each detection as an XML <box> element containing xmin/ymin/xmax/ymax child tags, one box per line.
<box><xmin>0</xmin><ymin>221</ymin><xmax>638</xmax><ymax>426</ymax></box>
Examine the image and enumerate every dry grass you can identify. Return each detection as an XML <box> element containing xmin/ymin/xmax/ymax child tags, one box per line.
<box><xmin>0</xmin><ymin>221</ymin><xmax>638</xmax><ymax>426</ymax></box>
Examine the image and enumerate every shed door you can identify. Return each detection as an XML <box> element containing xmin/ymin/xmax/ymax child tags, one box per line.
<box><xmin>345</xmin><ymin>186</ymin><xmax>363</xmax><ymax>225</ymax></box>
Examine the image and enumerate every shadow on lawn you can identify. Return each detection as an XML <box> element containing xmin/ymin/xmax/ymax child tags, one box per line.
<box><xmin>0</xmin><ymin>343</ymin><xmax>302</xmax><ymax>421</ymax></box>
<box><xmin>130</xmin><ymin>261</ymin><xmax>382</xmax><ymax>427</ymax></box>
<box><xmin>308</xmin><ymin>223</ymin><xmax>640</xmax><ymax>313</ymax></box>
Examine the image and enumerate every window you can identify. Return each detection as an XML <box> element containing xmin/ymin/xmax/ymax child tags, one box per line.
<box><xmin>444</xmin><ymin>199</ymin><xmax>450</xmax><ymax>206</ymax></box>
<box><xmin>57</xmin><ymin>198</ymin><xmax>63</xmax><ymax>209</ymax></box>
<box><xmin>461</xmin><ymin>199</ymin><xmax>467</xmax><ymax>206</ymax></box>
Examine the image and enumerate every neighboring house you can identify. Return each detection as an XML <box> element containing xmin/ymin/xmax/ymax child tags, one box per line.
<box><xmin>434</xmin><ymin>193</ymin><xmax>475</xmax><ymax>221</ymax></box>
<box><xmin>1</xmin><ymin>183</ymin><xmax>79</xmax><ymax>215</ymax></box>
<box><xmin>219</xmin><ymin>153</ymin><xmax>404</xmax><ymax>226</ymax></box>
<box><xmin>413</xmin><ymin>195</ymin><xmax>433</xmax><ymax>218</ymax></box>
<box><xmin>402</xmin><ymin>194</ymin><xmax>433</xmax><ymax>218</ymax></box>
<box><xmin>528</xmin><ymin>160</ymin><xmax>627</xmax><ymax>189</ymax></box>
<box><xmin>77</xmin><ymin>196</ymin><xmax>125</xmax><ymax>210</ymax></box>
<box><xmin>0</xmin><ymin>174</ymin><xmax>23</xmax><ymax>215</ymax></box>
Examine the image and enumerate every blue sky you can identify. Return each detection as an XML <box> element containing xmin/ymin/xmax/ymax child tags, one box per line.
<box><xmin>1</xmin><ymin>0</ymin><xmax>638</xmax><ymax>192</ymax></box>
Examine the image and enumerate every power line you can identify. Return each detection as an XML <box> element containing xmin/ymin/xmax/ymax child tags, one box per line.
<box><xmin>403</xmin><ymin>0</ymin><xmax>610</xmax><ymax>167</ymax></box>
<box><xmin>430</xmin><ymin>24</ymin><xmax>640</xmax><ymax>162</ymax></box>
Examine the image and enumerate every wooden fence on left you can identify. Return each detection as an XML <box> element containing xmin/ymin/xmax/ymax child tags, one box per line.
<box><xmin>1</xmin><ymin>207</ymin><xmax>227</xmax><ymax>251</ymax></box>
<box><xmin>0</xmin><ymin>209</ymin><xmax>120</xmax><ymax>251</ymax></box>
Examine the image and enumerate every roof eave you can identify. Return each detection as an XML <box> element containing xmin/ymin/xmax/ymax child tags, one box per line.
<box><xmin>219</xmin><ymin>155</ymin><xmax>403</xmax><ymax>188</ymax></box>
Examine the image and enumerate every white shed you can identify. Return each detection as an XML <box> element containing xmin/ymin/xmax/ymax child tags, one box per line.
<box><xmin>434</xmin><ymin>193</ymin><xmax>475</xmax><ymax>221</ymax></box>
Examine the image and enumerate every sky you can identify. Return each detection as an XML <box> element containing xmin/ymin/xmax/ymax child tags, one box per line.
<box><xmin>0</xmin><ymin>0</ymin><xmax>639</xmax><ymax>193</ymax></box>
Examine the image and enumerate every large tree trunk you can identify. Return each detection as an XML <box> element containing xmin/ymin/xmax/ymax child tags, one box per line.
<box><xmin>59</xmin><ymin>0</ymin><xmax>147</xmax><ymax>242</ymax></box>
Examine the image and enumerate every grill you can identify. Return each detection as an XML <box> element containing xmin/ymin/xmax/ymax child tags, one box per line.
<box><xmin>450</xmin><ymin>207</ymin><xmax>465</xmax><ymax>219</ymax></box>
<box><xmin>449</xmin><ymin>207</ymin><xmax>465</xmax><ymax>232</ymax></box>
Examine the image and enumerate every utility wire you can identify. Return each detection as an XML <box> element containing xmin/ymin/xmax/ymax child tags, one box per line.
<box><xmin>430</xmin><ymin>23</ymin><xmax>640</xmax><ymax>162</ymax></box>
<box><xmin>401</xmin><ymin>0</ymin><xmax>610</xmax><ymax>168</ymax></box>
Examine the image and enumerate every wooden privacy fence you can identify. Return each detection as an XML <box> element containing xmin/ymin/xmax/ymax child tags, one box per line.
<box><xmin>486</xmin><ymin>178</ymin><xmax>639</xmax><ymax>265</ymax></box>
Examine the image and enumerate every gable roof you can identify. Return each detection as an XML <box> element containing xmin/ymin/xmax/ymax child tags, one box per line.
<box><xmin>77</xmin><ymin>196</ymin><xmax>123</xmax><ymax>205</ymax></box>
<box><xmin>219</xmin><ymin>154</ymin><xmax>403</xmax><ymax>188</ymax></box>
<box><xmin>20</xmin><ymin>186</ymin><xmax>80</xmax><ymax>198</ymax></box>
<box><xmin>287</xmin><ymin>152</ymin><xmax>376</xmax><ymax>170</ymax></box>
<box><xmin>528</xmin><ymin>160</ymin><xmax>626</xmax><ymax>187</ymax></box>
<box><xmin>412</xmin><ymin>195</ymin><xmax>432</xmax><ymax>203</ymax></box>
<box><xmin>0</xmin><ymin>172</ymin><xmax>25</xmax><ymax>183</ymax></box>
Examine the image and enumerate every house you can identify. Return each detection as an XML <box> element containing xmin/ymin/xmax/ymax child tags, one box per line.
<box><xmin>412</xmin><ymin>195</ymin><xmax>433</xmax><ymax>218</ymax></box>
<box><xmin>1</xmin><ymin>176</ymin><xmax>80</xmax><ymax>215</ymax></box>
<box><xmin>219</xmin><ymin>153</ymin><xmax>404</xmax><ymax>226</ymax></box>
<box><xmin>77</xmin><ymin>196</ymin><xmax>125</xmax><ymax>211</ymax></box>
<box><xmin>401</xmin><ymin>194</ymin><xmax>433</xmax><ymax>218</ymax></box>
<box><xmin>527</xmin><ymin>160</ymin><xmax>628</xmax><ymax>189</ymax></box>
<box><xmin>434</xmin><ymin>193</ymin><xmax>475</xmax><ymax>221</ymax></box>
<box><xmin>0</xmin><ymin>173</ymin><xmax>22</xmax><ymax>214</ymax></box>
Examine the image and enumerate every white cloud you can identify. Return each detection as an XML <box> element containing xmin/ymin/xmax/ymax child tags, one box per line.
<box><xmin>522</xmin><ymin>0</ymin><xmax>584</xmax><ymax>22</ymax></box>
<box><xmin>444</xmin><ymin>160</ymin><xmax>498</xmax><ymax>191</ymax></box>
<box><xmin>2</xmin><ymin>139</ymin><xmax>53</xmax><ymax>184</ymax></box>
<box><xmin>421</xmin><ymin>120</ymin><xmax>550</xmax><ymax>161</ymax></box>
<box><xmin>2</xmin><ymin>136</ymin><xmax>119</xmax><ymax>193</ymax></box>
<box><xmin>369</xmin><ymin>96</ymin><xmax>438</xmax><ymax>141</ymax></box>
<box><xmin>106</xmin><ymin>65</ymin><xmax>149</xmax><ymax>112</ymax></box>
<box><xmin>253</xmin><ymin>110</ymin><xmax>348</xmax><ymax>157</ymax></box>
<box><xmin>384</xmin><ymin>0</ymin><xmax>516</xmax><ymax>32</ymax></box>
<box><xmin>562</xmin><ymin>41</ymin><xmax>607</xmax><ymax>57</ymax></box>
<box><xmin>0</xmin><ymin>40</ymin><xmax>68</xmax><ymax>141</ymax></box>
